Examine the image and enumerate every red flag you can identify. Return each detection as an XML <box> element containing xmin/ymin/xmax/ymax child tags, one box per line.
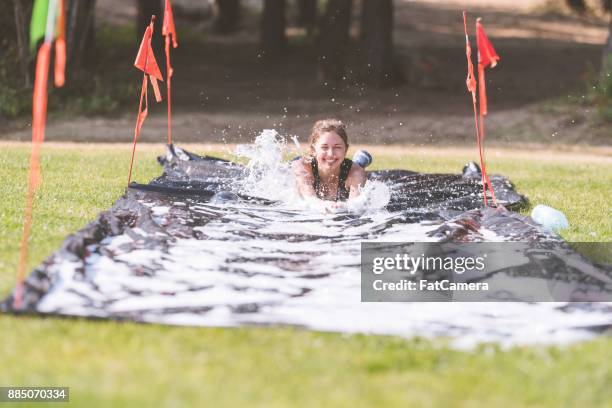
<box><xmin>134</xmin><ymin>21</ymin><xmax>163</xmax><ymax>102</ymax></box>
<box><xmin>163</xmin><ymin>0</ymin><xmax>178</xmax><ymax>48</ymax></box>
<box><xmin>475</xmin><ymin>17</ymin><xmax>498</xmax><ymax>206</ymax></box>
<box><xmin>476</xmin><ymin>18</ymin><xmax>499</xmax><ymax>116</ymax></box>
<box><xmin>463</xmin><ymin>12</ymin><xmax>497</xmax><ymax>207</ymax></box>
<box><xmin>128</xmin><ymin>17</ymin><xmax>164</xmax><ymax>184</ymax></box>
<box><xmin>15</xmin><ymin>40</ymin><xmax>52</xmax><ymax>309</ymax></box>
<box><xmin>476</xmin><ymin>18</ymin><xmax>499</xmax><ymax>69</ymax></box>
<box><xmin>134</xmin><ymin>26</ymin><xmax>163</xmax><ymax>81</ymax></box>
<box><xmin>15</xmin><ymin>0</ymin><xmax>69</xmax><ymax>309</ymax></box>
<box><xmin>32</xmin><ymin>42</ymin><xmax>51</xmax><ymax>144</ymax></box>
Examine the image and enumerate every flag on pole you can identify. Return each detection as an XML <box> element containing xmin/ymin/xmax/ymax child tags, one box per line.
<box><xmin>475</xmin><ymin>17</ymin><xmax>499</xmax><ymax>206</ymax></box>
<box><xmin>163</xmin><ymin>0</ymin><xmax>178</xmax><ymax>145</ymax></box>
<box><xmin>128</xmin><ymin>16</ymin><xmax>164</xmax><ymax>185</ymax></box>
<box><xmin>134</xmin><ymin>20</ymin><xmax>164</xmax><ymax>102</ymax></box>
<box><xmin>163</xmin><ymin>0</ymin><xmax>178</xmax><ymax>48</ymax></box>
<box><xmin>463</xmin><ymin>11</ymin><xmax>489</xmax><ymax>206</ymax></box>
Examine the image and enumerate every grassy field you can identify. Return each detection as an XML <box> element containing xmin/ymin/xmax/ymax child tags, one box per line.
<box><xmin>0</xmin><ymin>142</ymin><xmax>611</xmax><ymax>407</ymax></box>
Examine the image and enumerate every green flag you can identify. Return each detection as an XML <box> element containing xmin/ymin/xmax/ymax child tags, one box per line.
<box><xmin>30</xmin><ymin>0</ymin><xmax>49</xmax><ymax>51</ymax></box>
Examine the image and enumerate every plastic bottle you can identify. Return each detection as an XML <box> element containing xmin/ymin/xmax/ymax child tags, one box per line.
<box><xmin>531</xmin><ymin>204</ymin><xmax>569</xmax><ymax>232</ymax></box>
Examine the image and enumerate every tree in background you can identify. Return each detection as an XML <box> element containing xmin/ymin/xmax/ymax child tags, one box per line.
<box><xmin>261</xmin><ymin>0</ymin><xmax>287</xmax><ymax>56</ymax></box>
<box><xmin>360</xmin><ymin>0</ymin><xmax>395</xmax><ymax>86</ymax></box>
<box><xmin>214</xmin><ymin>0</ymin><xmax>240</xmax><ymax>34</ymax></box>
<box><xmin>297</xmin><ymin>0</ymin><xmax>316</xmax><ymax>35</ymax></box>
<box><xmin>564</xmin><ymin>0</ymin><xmax>611</xmax><ymax>76</ymax></box>
<box><xmin>66</xmin><ymin>0</ymin><xmax>97</xmax><ymax>69</ymax></box>
<box><xmin>317</xmin><ymin>0</ymin><xmax>352</xmax><ymax>83</ymax></box>
<box><xmin>600</xmin><ymin>0</ymin><xmax>612</xmax><ymax>80</ymax></box>
<box><xmin>565</xmin><ymin>0</ymin><xmax>611</xmax><ymax>120</ymax></box>
<box><xmin>8</xmin><ymin>0</ymin><xmax>32</xmax><ymax>87</ymax></box>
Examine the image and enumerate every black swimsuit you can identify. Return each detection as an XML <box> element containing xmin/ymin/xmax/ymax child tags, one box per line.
<box><xmin>311</xmin><ymin>157</ymin><xmax>353</xmax><ymax>202</ymax></box>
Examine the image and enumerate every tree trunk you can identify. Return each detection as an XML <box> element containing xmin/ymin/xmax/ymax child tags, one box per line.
<box><xmin>214</xmin><ymin>0</ymin><xmax>240</xmax><ymax>33</ymax></box>
<box><xmin>317</xmin><ymin>0</ymin><xmax>352</xmax><ymax>82</ymax></box>
<box><xmin>12</xmin><ymin>0</ymin><xmax>31</xmax><ymax>87</ymax></box>
<box><xmin>360</xmin><ymin>0</ymin><xmax>394</xmax><ymax>86</ymax></box>
<box><xmin>261</xmin><ymin>0</ymin><xmax>286</xmax><ymax>56</ymax></box>
<box><xmin>66</xmin><ymin>0</ymin><xmax>97</xmax><ymax>70</ymax></box>
<box><xmin>297</xmin><ymin>0</ymin><xmax>316</xmax><ymax>33</ymax></box>
<box><xmin>602</xmin><ymin>17</ymin><xmax>612</xmax><ymax>82</ymax></box>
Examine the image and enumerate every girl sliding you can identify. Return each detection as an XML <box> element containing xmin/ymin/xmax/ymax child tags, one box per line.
<box><xmin>292</xmin><ymin>119</ymin><xmax>368</xmax><ymax>211</ymax></box>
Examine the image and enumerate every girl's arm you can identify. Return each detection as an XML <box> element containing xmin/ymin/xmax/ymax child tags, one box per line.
<box><xmin>291</xmin><ymin>158</ymin><xmax>317</xmax><ymax>199</ymax></box>
<box><xmin>346</xmin><ymin>164</ymin><xmax>367</xmax><ymax>199</ymax></box>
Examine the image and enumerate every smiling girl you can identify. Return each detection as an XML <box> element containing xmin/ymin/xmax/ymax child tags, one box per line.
<box><xmin>292</xmin><ymin>119</ymin><xmax>367</xmax><ymax>209</ymax></box>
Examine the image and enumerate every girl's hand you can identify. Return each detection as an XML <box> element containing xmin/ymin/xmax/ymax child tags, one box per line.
<box><xmin>324</xmin><ymin>201</ymin><xmax>346</xmax><ymax>213</ymax></box>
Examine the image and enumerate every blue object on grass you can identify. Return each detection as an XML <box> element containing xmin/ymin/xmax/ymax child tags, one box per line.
<box><xmin>531</xmin><ymin>204</ymin><xmax>569</xmax><ymax>232</ymax></box>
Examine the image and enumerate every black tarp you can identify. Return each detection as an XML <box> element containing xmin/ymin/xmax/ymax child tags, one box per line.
<box><xmin>2</xmin><ymin>145</ymin><xmax>610</xmax><ymax>346</ymax></box>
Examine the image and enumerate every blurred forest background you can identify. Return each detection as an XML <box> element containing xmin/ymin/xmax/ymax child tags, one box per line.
<box><xmin>0</xmin><ymin>0</ymin><xmax>610</xmax><ymax>145</ymax></box>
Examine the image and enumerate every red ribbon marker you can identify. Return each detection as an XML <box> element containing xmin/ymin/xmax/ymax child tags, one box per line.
<box><xmin>463</xmin><ymin>11</ymin><xmax>488</xmax><ymax>206</ymax></box>
<box><xmin>476</xmin><ymin>17</ymin><xmax>500</xmax><ymax>206</ymax></box>
<box><xmin>54</xmin><ymin>0</ymin><xmax>66</xmax><ymax>87</ymax></box>
<box><xmin>162</xmin><ymin>0</ymin><xmax>178</xmax><ymax>145</ymax></box>
<box><xmin>15</xmin><ymin>0</ymin><xmax>66</xmax><ymax>309</ymax></box>
<box><xmin>128</xmin><ymin>16</ymin><xmax>164</xmax><ymax>185</ymax></box>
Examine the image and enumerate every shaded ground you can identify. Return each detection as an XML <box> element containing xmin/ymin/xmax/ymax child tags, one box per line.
<box><xmin>0</xmin><ymin>0</ymin><xmax>610</xmax><ymax>146</ymax></box>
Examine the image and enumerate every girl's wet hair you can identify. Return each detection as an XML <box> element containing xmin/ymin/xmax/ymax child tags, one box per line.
<box><xmin>308</xmin><ymin>119</ymin><xmax>349</xmax><ymax>155</ymax></box>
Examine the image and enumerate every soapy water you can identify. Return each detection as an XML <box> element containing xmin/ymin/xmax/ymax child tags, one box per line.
<box><xmin>234</xmin><ymin>129</ymin><xmax>298</xmax><ymax>203</ymax></box>
<box><xmin>4</xmin><ymin>130</ymin><xmax>611</xmax><ymax>348</ymax></box>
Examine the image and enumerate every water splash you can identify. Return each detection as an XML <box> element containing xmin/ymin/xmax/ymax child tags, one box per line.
<box><xmin>234</xmin><ymin>129</ymin><xmax>298</xmax><ymax>202</ymax></box>
<box><xmin>234</xmin><ymin>129</ymin><xmax>391</xmax><ymax>213</ymax></box>
<box><xmin>347</xmin><ymin>181</ymin><xmax>391</xmax><ymax>214</ymax></box>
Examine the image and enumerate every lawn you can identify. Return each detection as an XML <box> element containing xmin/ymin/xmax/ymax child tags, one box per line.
<box><xmin>0</xmin><ymin>142</ymin><xmax>610</xmax><ymax>407</ymax></box>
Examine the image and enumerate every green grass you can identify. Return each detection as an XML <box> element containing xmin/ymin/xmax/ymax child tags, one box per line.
<box><xmin>0</xmin><ymin>144</ymin><xmax>611</xmax><ymax>407</ymax></box>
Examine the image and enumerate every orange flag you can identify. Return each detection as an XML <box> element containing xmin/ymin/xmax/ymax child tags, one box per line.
<box><xmin>14</xmin><ymin>41</ymin><xmax>52</xmax><ymax>309</ymax></box>
<box><xmin>475</xmin><ymin>17</ymin><xmax>498</xmax><ymax>206</ymax></box>
<box><xmin>32</xmin><ymin>43</ymin><xmax>51</xmax><ymax>144</ymax></box>
<box><xmin>134</xmin><ymin>19</ymin><xmax>164</xmax><ymax>102</ymax></box>
<box><xmin>128</xmin><ymin>16</ymin><xmax>164</xmax><ymax>185</ymax></box>
<box><xmin>54</xmin><ymin>0</ymin><xmax>66</xmax><ymax>87</ymax></box>
<box><xmin>163</xmin><ymin>0</ymin><xmax>178</xmax><ymax>48</ymax></box>
<box><xmin>463</xmin><ymin>11</ymin><xmax>488</xmax><ymax>205</ymax></box>
<box><xmin>162</xmin><ymin>0</ymin><xmax>178</xmax><ymax>145</ymax></box>
<box><xmin>476</xmin><ymin>18</ymin><xmax>499</xmax><ymax>117</ymax></box>
<box><xmin>15</xmin><ymin>0</ymin><xmax>68</xmax><ymax>309</ymax></box>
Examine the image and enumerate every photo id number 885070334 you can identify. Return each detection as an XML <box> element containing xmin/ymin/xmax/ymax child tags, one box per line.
<box><xmin>0</xmin><ymin>387</ymin><xmax>69</xmax><ymax>402</ymax></box>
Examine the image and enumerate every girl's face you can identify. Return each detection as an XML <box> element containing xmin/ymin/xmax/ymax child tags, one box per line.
<box><xmin>313</xmin><ymin>131</ymin><xmax>347</xmax><ymax>173</ymax></box>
